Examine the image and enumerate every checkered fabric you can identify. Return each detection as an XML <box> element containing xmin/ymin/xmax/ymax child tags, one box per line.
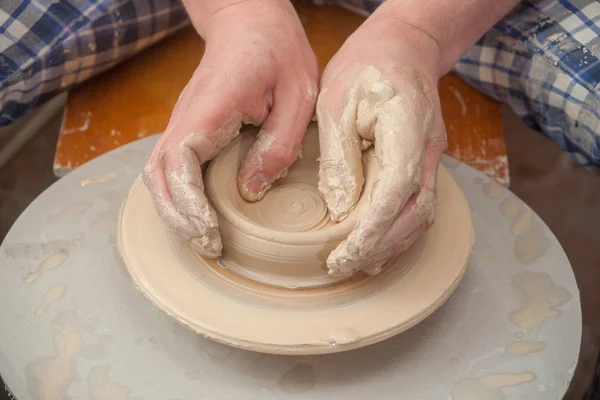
<box><xmin>0</xmin><ymin>0</ymin><xmax>189</xmax><ymax>126</ymax></box>
<box><xmin>319</xmin><ymin>0</ymin><xmax>600</xmax><ymax>169</ymax></box>
<box><xmin>2</xmin><ymin>0</ymin><xmax>600</xmax><ymax>169</ymax></box>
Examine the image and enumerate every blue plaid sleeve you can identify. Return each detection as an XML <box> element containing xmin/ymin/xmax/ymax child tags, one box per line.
<box><xmin>0</xmin><ymin>0</ymin><xmax>189</xmax><ymax>126</ymax></box>
<box><xmin>317</xmin><ymin>0</ymin><xmax>600</xmax><ymax>169</ymax></box>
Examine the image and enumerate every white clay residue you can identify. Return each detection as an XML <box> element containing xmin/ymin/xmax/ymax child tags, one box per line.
<box><xmin>509</xmin><ymin>271</ymin><xmax>572</xmax><ymax>329</ymax></box>
<box><xmin>25</xmin><ymin>311</ymin><xmax>83</xmax><ymax>400</ymax></box>
<box><xmin>48</xmin><ymin>202</ymin><xmax>92</xmax><ymax>221</ymax></box>
<box><xmin>452</xmin><ymin>372</ymin><xmax>536</xmax><ymax>400</ymax></box>
<box><xmin>25</xmin><ymin>249</ymin><xmax>69</xmax><ymax>283</ymax></box>
<box><xmin>88</xmin><ymin>365</ymin><xmax>135</xmax><ymax>400</ymax></box>
<box><xmin>448</xmin><ymin>85</ymin><xmax>468</xmax><ymax>116</ymax></box>
<box><xmin>81</xmin><ymin>172</ymin><xmax>118</xmax><ymax>187</ymax></box>
<box><xmin>278</xmin><ymin>363</ymin><xmax>315</xmax><ymax>394</ymax></box>
<box><xmin>506</xmin><ymin>340</ymin><xmax>546</xmax><ymax>355</ymax></box>
<box><xmin>35</xmin><ymin>283</ymin><xmax>67</xmax><ymax>316</ymax></box>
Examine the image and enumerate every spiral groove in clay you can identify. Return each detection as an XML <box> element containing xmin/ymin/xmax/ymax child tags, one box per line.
<box><xmin>203</xmin><ymin>123</ymin><xmax>380</xmax><ymax>289</ymax></box>
<box><xmin>250</xmin><ymin>184</ymin><xmax>329</xmax><ymax>232</ymax></box>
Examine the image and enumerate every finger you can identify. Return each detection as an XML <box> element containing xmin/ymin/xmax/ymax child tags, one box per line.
<box><xmin>143</xmin><ymin>96</ymin><xmax>245</xmax><ymax>258</ymax></box>
<box><xmin>328</xmin><ymin>190</ymin><xmax>434</xmax><ymax>274</ymax></box>
<box><xmin>315</xmin><ymin>73</ymin><xmax>364</xmax><ymax>222</ymax></box>
<box><xmin>327</xmin><ymin>84</ymin><xmax>435</xmax><ymax>274</ymax></box>
<box><xmin>238</xmin><ymin>78</ymin><xmax>316</xmax><ymax>201</ymax></box>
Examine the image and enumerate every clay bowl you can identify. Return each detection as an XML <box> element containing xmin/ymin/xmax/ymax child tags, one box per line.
<box><xmin>118</xmin><ymin>122</ymin><xmax>474</xmax><ymax>355</ymax></box>
<box><xmin>203</xmin><ymin>123</ymin><xmax>380</xmax><ymax>288</ymax></box>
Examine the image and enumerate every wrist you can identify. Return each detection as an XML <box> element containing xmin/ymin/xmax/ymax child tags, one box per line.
<box><xmin>369</xmin><ymin>0</ymin><xmax>519</xmax><ymax>74</ymax></box>
<box><xmin>359</xmin><ymin>13</ymin><xmax>443</xmax><ymax>81</ymax></box>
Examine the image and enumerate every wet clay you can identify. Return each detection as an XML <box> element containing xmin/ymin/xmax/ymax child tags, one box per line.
<box><xmin>118</xmin><ymin>122</ymin><xmax>474</xmax><ymax>355</ymax></box>
<box><xmin>278</xmin><ymin>363</ymin><xmax>315</xmax><ymax>394</ymax></box>
<box><xmin>25</xmin><ymin>311</ymin><xmax>83</xmax><ymax>400</ymax></box>
<box><xmin>25</xmin><ymin>250</ymin><xmax>69</xmax><ymax>283</ymax></box>
<box><xmin>509</xmin><ymin>271</ymin><xmax>572</xmax><ymax>329</ymax></box>
<box><xmin>81</xmin><ymin>172</ymin><xmax>118</xmax><ymax>187</ymax></box>
<box><xmin>453</xmin><ymin>372</ymin><xmax>536</xmax><ymax>400</ymax></box>
<box><xmin>506</xmin><ymin>340</ymin><xmax>546</xmax><ymax>355</ymax></box>
<box><xmin>88</xmin><ymin>365</ymin><xmax>135</xmax><ymax>400</ymax></box>
<box><xmin>48</xmin><ymin>202</ymin><xmax>92</xmax><ymax>221</ymax></box>
<box><xmin>35</xmin><ymin>283</ymin><xmax>67</xmax><ymax>316</ymax></box>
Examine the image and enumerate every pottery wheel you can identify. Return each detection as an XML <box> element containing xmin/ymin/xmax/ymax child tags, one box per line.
<box><xmin>118</xmin><ymin>124</ymin><xmax>474</xmax><ymax>354</ymax></box>
<box><xmin>0</xmin><ymin>136</ymin><xmax>580</xmax><ymax>400</ymax></box>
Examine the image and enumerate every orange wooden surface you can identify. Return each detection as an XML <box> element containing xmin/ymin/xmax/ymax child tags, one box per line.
<box><xmin>55</xmin><ymin>3</ymin><xmax>507</xmax><ymax>184</ymax></box>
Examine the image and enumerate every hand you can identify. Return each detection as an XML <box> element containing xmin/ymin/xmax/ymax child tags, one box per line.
<box><xmin>316</xmin><ymin>15</ymin><xmax>447</xmax><ymax>276</ymax></box>
<box><xmin>142</xmin><ymin>0</ymin><xmax>318</xmax><ymax>257</ymax></box>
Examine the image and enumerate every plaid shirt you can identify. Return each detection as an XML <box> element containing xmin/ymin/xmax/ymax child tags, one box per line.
<box><xmin>1</xmin><ymin>0</ymin><xmax>600</xmax><ymax>169</ymax></box>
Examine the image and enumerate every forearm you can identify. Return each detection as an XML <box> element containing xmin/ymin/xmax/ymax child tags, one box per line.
<box><xmin>370</xmin><ymin>0</ymin><xmax>519</xmax><ymax>76</ymax></box>
<box><xmin>181</xmin><ymin>0</ymin><xmax>294</xmax><ymax>38</ymax></box>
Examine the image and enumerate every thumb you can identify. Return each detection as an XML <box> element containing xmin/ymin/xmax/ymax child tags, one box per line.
<box><xmin>238</xmin><ymin>80</ymin><xmax>316</xmax><ymax>201</ymax></box>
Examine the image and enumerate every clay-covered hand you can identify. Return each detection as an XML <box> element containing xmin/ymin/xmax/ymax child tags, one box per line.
<box><xmin>142</xmin><ymin>0</ymin><xmax>318</xmax><ymax>257</ymax></box>
<box><xmin>317</xmin><ymin>16</ymin><xmax>447</xmax><ymax>276</ymax></box>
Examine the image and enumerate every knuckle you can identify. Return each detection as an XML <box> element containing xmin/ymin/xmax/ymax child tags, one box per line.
<box><xmin>269</xmin><ymin>142</ymin><xmax>298</xmax><ymax>167</ymax></box>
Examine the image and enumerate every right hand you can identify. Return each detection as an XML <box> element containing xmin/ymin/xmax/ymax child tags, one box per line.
<box><xmin>142</xmin><ymin>0</ymin><xmax>319</xmax><ymax>258</ymax></box>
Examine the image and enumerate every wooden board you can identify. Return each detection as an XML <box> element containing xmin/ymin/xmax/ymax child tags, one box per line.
<box><xmin>55</xmin><ymin>3</ymin><xmax>508</xmax><ymax>184</ymax></box>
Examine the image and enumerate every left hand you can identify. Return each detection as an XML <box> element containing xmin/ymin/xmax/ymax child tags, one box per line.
<box><xmin>316</xmin><ymin>15</ymin><xmax>448</xmax><ymax>276</ymax></box>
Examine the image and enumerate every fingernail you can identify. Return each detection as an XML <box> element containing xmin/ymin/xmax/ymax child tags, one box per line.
<box><xmin>242</xmin><ymin>173</ymin><xmax>268</xmax><ymax>202</ymax></box>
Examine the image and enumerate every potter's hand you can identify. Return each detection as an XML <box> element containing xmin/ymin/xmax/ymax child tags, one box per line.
<box><xmin>317</xmin><ymin>16</ymin><xmax>447</xmax><ymax>276</ymax></box>
<box><xmin>142</xmin><ymin>0</ymin><xmax>318</xmax><ymax>257</ymax></box>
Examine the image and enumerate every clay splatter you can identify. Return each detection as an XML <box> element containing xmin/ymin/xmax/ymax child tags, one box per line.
<box><xmin>25</xmin><ymin>311</ymin><xmax>83</xmax><ymax>399</ymax></box>
<box><xmin>81</xmin><ymin>172</ymin><xmax>118</xmax><ymax>187</ymax></box>
<box><xmin>506</xmin><ymin>341</ymin><xmax>546</xmax><ymax>355</ymax></box>
<box><xmin>511</xmin><ymin>209</ymin><xmax>533</xmax><ymax>236</ymax></box>
<box><xmin>482</xmin><ymin>181</ymin><xmax>504</xmax><ymax>199</ymax></box>
<box><xmin>48</xmin><ymin>202</ymin><xmax>92</xmax><ymax>221</ymax></box>
<box><xmin>278</xmin><ymin>363</ymin><xmax>315</xmax><ymax>394</ymax></box>
<box><xmin>88</xmin><ymin>365</ymin><xmax>135</xmax><ymax>400</ymax></box>
<box><xmin>82</xmin><ymin>343</ymin><xmax>107</xmax><ymax>360</ymax></box>
<box><xmin>25</xmin><ymin>249</ymin><xmax>69</xmax><ymax>283</ymax></box>
<box><xmin>184</xmin><ymin>371</ymin><xmax>202</xmax><ymax>381</ymax></box>
<box><xmin>205</xmin><ymin>341</ymin><xmax>233</xmax><ymax>362</ymax></box>
<box><xmin>509</xmin><ymin>271</ymin><xmax>572</xmax><ymax>329</ymax></box>
<box><xmin>513</xmin><ymin>221</ymin><xmax>551</xmax><ymax>265</ymax></box>
<box><xmin>449</xmin><ymin>85</ymin><xmax>468</xmax><ymax>116</ymax></box>
<box><xmin>98</xmin><ymin>335</ymin><xmax>113</xmax><ymax>346</ymax></box>
<box><xmin>513</xmin><ymin>331</ymin><xmax>524</xmax><ymax>339</ymax></box>
<box><xmin>72</xmin><ymin>232</ymin><xmax>84</xmax><ymax>241</ymax></box>
<box><xmin>450</xmin><ymin>357</ymin><xmax>461</xmax><ymax>365</ymax></box>
<box><xmin>452</xmin><ymin>372</ymin><xmax>536</xmax><ymax>400</ymax></box>
<box><xmin>35</xmin><ymin>283</ymin><xmax>67</xmax><ymax>316</ymax></box>
<box><xmin>500</xmin><ymin>196</ymin><xmax>522</xmax><ymax>220</ymax></box>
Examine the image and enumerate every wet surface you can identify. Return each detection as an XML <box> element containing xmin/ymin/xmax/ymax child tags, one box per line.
<box><xmin>0</xmin><ymin>108</ymin><xmax>597</xmax><ymax>398</ymax></box>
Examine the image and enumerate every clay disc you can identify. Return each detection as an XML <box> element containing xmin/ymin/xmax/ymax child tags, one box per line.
<box><xmin>118</xmin><ymin>128</ymin><xmax>474</xmax><ymax>355</ymax></box>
